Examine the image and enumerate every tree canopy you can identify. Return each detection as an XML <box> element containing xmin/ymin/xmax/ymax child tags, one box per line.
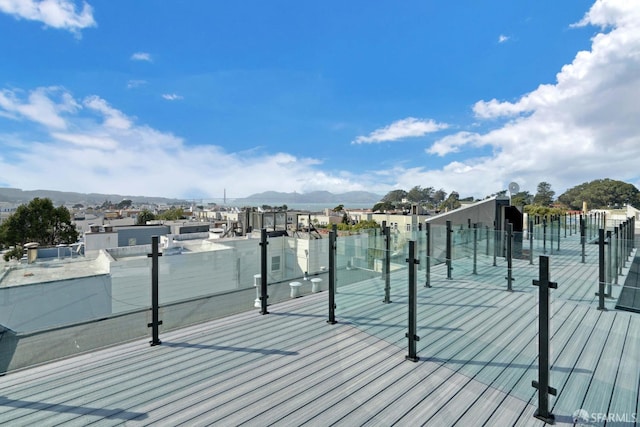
<box><xmin>381</xmin><ymin>189</ymin><xmax>408</xmax><ymax>204</ymax></box>
<box><xmin>337</xmin><ymin>219</ymin><xmax>379</xmax><ymax>232</ymax></box>
<box><xmin>511</xmin><ymin>191</ymin><xmax>533</xmax><ymax>207</ymax></box>
<box><xmin>116</xmin><ymin>199</ymin><xmax>132</xmax><ymax>209</ymax></box>
<box><xmin>372</xmin><ymin>201</ymin><xmax>395</xmax><ymax>212</ymax></box>
<box><xmin>406</xmin><ymin>186</ymin><xmax>435</xmax><ymax>203</ymax></box>
<box><xmin>557</xmin><ymin>178</ymin><xmax>640</xmax><ymax>210</ymax></box>
<box><xmin>136</xmin><ymin>209</ymin><xmax>156</xmax><ymax>225</ymax></box>
<box><xmin>533</xmin><ymin>182</ymin><xmax>555</xmax><ymax>206</ymax></box>
<box><xmin>441</xmin><ymin>191</ymin><xmax>461</xmax><ymax>211</ymax></box>
<box><xmin>0</xmin><ymin>198</ymin><xmax>78</xmax><ymax>250</ymax></box>
<box><xmin>157</xmin><ymin>207</ymin><xmax>186</xmax><ymax>221</ymax></box>
<box><xmin>378</xmin><ymin>187</ymin><xmax>449</xmax><ymax>211</ymax></box>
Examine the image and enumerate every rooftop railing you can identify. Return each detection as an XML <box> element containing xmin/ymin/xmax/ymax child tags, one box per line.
<box><xmin>0</xmin><ymin>213</ymin><xmax>636</xmax><ymax>377</ymax></box>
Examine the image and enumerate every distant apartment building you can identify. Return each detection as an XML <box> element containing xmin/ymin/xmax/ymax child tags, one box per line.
<box><xmin>0</xmin><ymin>202</ymin><xmax>18</xmax><ymax>226</ymax></box>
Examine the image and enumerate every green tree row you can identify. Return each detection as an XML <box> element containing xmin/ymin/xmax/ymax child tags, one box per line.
<box><xmin>0</xmin><ymin>198</ymin><xmax>79</xmax><ymax>261</ymax></box>
<box><xmin>374</xmin><ymin>186</ymin><xmax>452</xmax><ymax>212</ymax></box>
<box><xmin>511</xmin><ymin>179</ymin><xmax>640</xmax><ymax>211</ymax></box>
<box><xmin>557</xmin><ymin>178</ymin><xmax>640</xmax><ymax>210</ymax></box>
<box><xmin>136</xmin><ymin>207</ymin><xmax>191</xmax><ymax>224</ymax></box>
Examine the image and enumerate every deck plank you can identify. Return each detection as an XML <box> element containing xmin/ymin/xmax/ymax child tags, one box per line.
<box><xmin>0</xmin><ymin>231</ymin><xmax>638</xmax><ymax>426</ymax></box>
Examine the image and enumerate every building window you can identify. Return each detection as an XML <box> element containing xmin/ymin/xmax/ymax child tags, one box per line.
<box><xmin>271</xmin><ymin>255</ymin><xmax>281</xmax><ymax>272</ymax></box>
<box><xmin>406</xmin><ymin>224</ymin><xmax>411</xmax><ymax>232</ymax></box>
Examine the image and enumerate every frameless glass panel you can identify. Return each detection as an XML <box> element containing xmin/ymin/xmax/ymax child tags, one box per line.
<box><xmin>334</xmin><ymin>227</ymin><xmax>411</xmax><ymax>347</ymax></box>
<box><xmin>613</xmin><ymin>236</ymin><xmax>639</xmax><ymax>312</ymax></box>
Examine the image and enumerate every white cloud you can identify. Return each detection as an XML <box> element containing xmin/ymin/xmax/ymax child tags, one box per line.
<box><xmin>130</xmin><ymin>52</ymin><xmax>152</xmax><ymax>62</ymax></box>
<box><xmin>127</xmin><ymin>80</ymin><xmax>147</xmax><ymax>89</ymax></box>
<box><xmin>571</xmin><ymin>0</ymin><xmax>640</xmax><ymax>29</ymax></box>
<box><xmin>0</xmin><ymin>0</ymin><xmax>95</xmax><ymax>35</ymax></box>
<box><xmin>51</xmin><ymin>132</ymin><xmax>119</xmax><ymax>150</ymax></box>
<box><xmin>0</xmin><ymin>87</ymin><xmax>78</xmax><ymax>129</ymax></box>
<box><xmin>352</xmin><ymin>117</ymin><xmax>448</xmax><ymax>144</ymax></box>
<box><xmin>498</xmin><ymin>34</ymin><xmax>510</xmax><ymax>43</ymax></box>
<box><xmin>83</xmin><ymin>95</ymin><xmax>132</xmax><ymax>130</ymax></box>
<box><xmin>427</xmin><ymin>132</ymin><xmax>482</xmax><ymax>156</ymax></box>
<box><xmin>1</xmin><ymin>1</ymin><xmax>640</xmax><ymax>201</ymax></box>
<box><xmin>162</xmin><ymin>93</ymin><xmax>183</xmax><ymax>101</ymax></box>
<box><xmin>0</xmin><ymin>86</ymin><xmax>379</xmax><ymax>198</ymax></box>
<box><xmin>423</xmin><ymin>0</ymin><xmax>640</xmax><ymax>197</ymax></box>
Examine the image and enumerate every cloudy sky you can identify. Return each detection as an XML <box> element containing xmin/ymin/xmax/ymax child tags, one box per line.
<box><xmin>0</xmin><ymin>0</ymin><xmax>638</xmax><ymax>201</ymax></box>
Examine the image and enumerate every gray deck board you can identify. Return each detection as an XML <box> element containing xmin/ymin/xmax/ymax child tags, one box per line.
<box><xmin>576</xmin><ymin>313</ymin><xmax>630</xmax><ymax>416</ymax></box>
<box><xmin>0</xmin><ymin>232</ymin><xmax>638</xmax><ymax>426</ymax></box>
<box><xmin>550</xmin><ymin>309</ymin><xmax>615</xmax><ymax>414</ymax></box>
<box><xmin>606</xmin><ymin>315</ymin><xmax>640</xmax><ymax>423</ymax></box>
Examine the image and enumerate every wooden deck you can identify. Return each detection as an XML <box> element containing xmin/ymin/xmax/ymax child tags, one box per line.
<box><xmin>0</xmin><ymin>235</ymin><xmax>638</xmax><ymax>426</ymax></box>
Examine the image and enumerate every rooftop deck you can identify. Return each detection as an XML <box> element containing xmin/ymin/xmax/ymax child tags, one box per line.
<box><xmin>0</xmin><ymin>230</ymin><xmax>639</xmax><ymax>426</ymax></box>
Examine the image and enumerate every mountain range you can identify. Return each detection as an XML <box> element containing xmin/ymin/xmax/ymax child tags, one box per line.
<box><xmin>0</xmin><ymin>188</ymin><xmax>187</xmax><ymax>206</ymax></box>
<box><xmin>0</xmin><ymin>188</ymin><xmax>382</xmax><ymax>207</ymax></box>
<box><xmin>233</xmin><ymin>191</ymin><xmax>382</xmax><ymax>205</ymax></box>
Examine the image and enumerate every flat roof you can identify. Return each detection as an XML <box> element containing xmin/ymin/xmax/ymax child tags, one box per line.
<box><xmin>0</xmin><ymin>255</ymin><xmax>107</xmax><ymax>288</ymax></box>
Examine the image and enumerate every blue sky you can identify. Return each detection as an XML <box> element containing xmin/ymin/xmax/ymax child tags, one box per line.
<box><xmin>1</xmin><ymin>0</ymin><xmax>639</xmax><ymax>201</ymax></box>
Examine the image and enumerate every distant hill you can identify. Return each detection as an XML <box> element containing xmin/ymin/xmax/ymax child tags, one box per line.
<box><xmin>0</xmin><ymin>188</ymin><xmax>187</xmax><ymax>206</ymax></box>
<box><xmin>0</xmin><ymin>187</ymin><xmax>382</xmax><ymax>208</ymax></box>
<box><xmin>234</xmin><ymin>190</ymin><xmax>382</xmax><ymax>205</ymax></box>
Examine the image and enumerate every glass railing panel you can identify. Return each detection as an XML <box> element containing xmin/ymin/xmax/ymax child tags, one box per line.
<box><xmin>0</xmin><ymin>249</ymin><xmax>153</xmax><ymax>373</ymax></box>
<box><xmin>1</xmin><ymin>219</ymin><xmax>632</xmax><ymax>375</ymax></box>
<box><xmin>156</xmin><ymin>237</ymin><xmax>264</xmax><ymax>331</ymax></box>
<box><xmin>430</xmin><ymin>223</ymin><xmax>448</xmax><ymax>265</ymax></box>
<box><xmin>334</xmin><ymin>227</ymin><xmax>411</xmax><ymax>348</ymax></box>
<box><xmin>611</xmin><ymin>236</ymin><xmax>638</xmax><ymax>312</ymax></box>
<box><xmin>0</xmin><ymin>249</ymin><xmax>151</xmax><ymax>334</ymax></box>
<box><xmin>336</xmin><ymin>230</ymin><xmax>380</xmax><ymax>287</ymax></box>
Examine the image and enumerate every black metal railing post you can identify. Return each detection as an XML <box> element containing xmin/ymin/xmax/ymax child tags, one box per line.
<box><xmin>619</xmin><ymin>221</ymin><xmax>624</xmax><ymax>268</ymax></box>
<box><xmin>564</xmin><ymin>213</ymin><xmax>567</xmax><ymax>238</ymax></box>
<box><xmin>383</xmin><ymin>225</ymin><xmax>392</xmax><ymax>303</ymax></box>
<box><xmin>557</xmin><ymin>216</ymin><xmax>561</xmax><ymax>251</ymax></box>
<box><xmin>532</xmin><ymin>255</ymin><xmax>557</xmax><ymax>424</ymax></box>
<box><xmin>606</xmin><ymin>230</ymin><xmax>612</xmax><ymax>297</ymax></box>
<box><xmin>259</xmin><ymin>228</ymin><xmax>269</xmax><ymax>315</ymax></box>
<box><xmin>425</xmin><ymin>222</ymin><xmax>432</xmax><ymax>288</ymax></box>
<box><xmin>580</xmin><ymin>215</ymin><xmax>586</xmax><ymax>263</ymax></box>
<box><xmin>597</xmin><ymin>228</ymin><xmax>606</xmax><ymax>311</ymax></box>
<box><xmin>543</xmin><ymin>218</ymin><xmax>547</xmax><ymax>254</ymax></box>
<box><xmin>506</xmin><ymin>222</ymin><xmax>514</xmax><ymax>291</ymax></box>
<box><xmin>485</xmin><ymin>225</ymin><xmax>490</xmax><ymax>256</ymax></box>
<box><xmin>473</xmin><ymin>223</ymin><xmax>478</xmax><ymax>275</ymax></box>
<box><xmin>406</xmin><ymin>241</ymin><xmax>420</xmax><ymax>362</ymax></box>
<box><xmin>618</xmin><ymin>224</ymin><xmax>624</xmax><ymax>276</ymax></box>
<box><xmin>550</xmin><ymin>216</ymin><xmax>554</xmax><ymax>255</ymax></box>
<box><xmin>529</xmin><ymin>219</ymin><xmax>534</xmax><ymax>265</ymax></box>
<box><xmin>328</xmin><ymin>224</ymin><xmax>337</xmax><ymax>324</ymax></box>
<box><xmin>147</xmin><ymin>235</ymin><xmax>163</xmax><ymax>346</ymax></box>
<box><xmin>625</xmin><ymin>220</ymin><xmax>629</xmax><ymax>255</ymax></box>
<box><xmin>622</xmin><ymin>221</ymin><xmax>628</xmax><ymax>269</ymax></box>
<box><xmin>492</xmin><ymin>221</ymin><xmax>497</xmax><ymax>267</ymax></box>
<box><xmin>614</xmin><ymin>226</ymin><xmax>619</xmax><ymax>285</ymax></box>
<box><xmin>446</xmin><ymin>220</ymin><xmax>453</xmax><ymax>279</ymax></box>
<box><xmin>380</xmin><ymin>221</ymin><xmax>386</xmax><ymax>280</ymax></box>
